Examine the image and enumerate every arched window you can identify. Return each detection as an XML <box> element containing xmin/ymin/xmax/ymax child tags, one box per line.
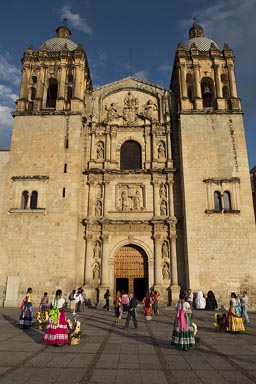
<box><xmin>223</xmin><ymin>191</ymin><xmax>231</xmax><ymax>211</ymax></box>
<box><xmin>214</xmin><ymin>191</ymin><xmax>222</xmax><ymax>211</ymax></box>
<box><xmin>30</xmin><ymin>191</ymin><xmax>38</xmax><ymax>209</ymax></box>
<box><xmin>31</xmin><ymin>76</ymin><xmax>37</xmax><ymax>84</ymax></box>
<box><xmin>120</xmin><ymin>140</ymin><xmax>141</xmax><ymax>170</ymax></box>
<box><xmin>22</xmin><ymin>191</ymin><xmax>29</xmax><ymax>209</ymax></box>
<box><xmin>46</xmin><ymin>78</ymin><xmax>58</xmax><ymax>108</ymax></box>
<box><xmin>201</xmin><ymin>77</ymin><xmax>214</xmax><ymax>108</ymax></box>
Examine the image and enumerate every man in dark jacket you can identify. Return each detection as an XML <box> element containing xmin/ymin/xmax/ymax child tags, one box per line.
<box><xmin>124</xmin><ymin>293</ymin><xmax>138</xmax><ymax>329</ymax></box>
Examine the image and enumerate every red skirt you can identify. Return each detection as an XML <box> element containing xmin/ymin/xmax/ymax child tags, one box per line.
<box><xmin>43</xmin><ymin>310</ymin><xmax>69</xmax><ymax>345</ymax></box>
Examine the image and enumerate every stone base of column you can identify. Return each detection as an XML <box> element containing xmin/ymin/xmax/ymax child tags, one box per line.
<box><xmin>170</xmin><ymin>284</ymin><xmax>180</xmax><ymax>307</ymax></box>
<box><xmin>98</xmin><ymin>285</ymin><xmax>110</xmax><ymax>307</ymax></box>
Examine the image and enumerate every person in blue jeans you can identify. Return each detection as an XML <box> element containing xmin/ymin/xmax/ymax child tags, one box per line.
<box><xmin>125</xmin><ymin>294</ymin><xmax>138</xmax><ymax>329</ymax></box>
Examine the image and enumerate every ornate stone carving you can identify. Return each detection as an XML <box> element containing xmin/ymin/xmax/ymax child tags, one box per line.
<box><xmin>159</xmin><ymin>183</ymin><xmax>167</xmax><ymax>198</ymax></box>
<box><xmin>93</xmin><ymin>240</ymin><xmax>101</xmax><ymax>259</ymax></box>
<box><xmin>93</xmin><ymin>261</ymin><xmax>100</xmax><ymax>280</ymax></box>
<box><xmin>117</xmin><ymin>184</ymin><xmax>144</xmax><ymax>211</ymax></box>
<box><xmin>162</xmin><ymin>262</ymin><xmax>170</xmax><ymax>280</ymax></box>
<box><xmin>96</xmin><ymin>141</ymin><xmax>104</xmax><ymax>159</ymax></box>
<box><xmin>95</xmin><ymin>200</ymin><xmax>102</xmax><ymax>216</ymax></box>
<box><xmin>158</xmin><ymin>141</ymin><xmax>166</xmax><ymax>160</ymax></box>
<box><xmin>160</xmin><ymin>199</ymin><xmax>168</xmax><ymax>216</ymax></box>
<box><xmin>144</xmin><ymin>99</ymin><xmax>158</xmax><ymax>121</ymax></box>
<box><xmin>123</xmin><ymin>91</ymin><xmax>139</xmax><ymax>124</ymax></box>
<box><xmin>162</xmin><ymin>241</ymin><xmax>169</xmax><ymax>259</ymax></box>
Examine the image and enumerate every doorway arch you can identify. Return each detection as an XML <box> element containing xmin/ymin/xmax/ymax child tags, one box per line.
<box><xmin>114</xmin><ymin>244</ymin><xmax>148</xmax><ymax>301</ymax></box>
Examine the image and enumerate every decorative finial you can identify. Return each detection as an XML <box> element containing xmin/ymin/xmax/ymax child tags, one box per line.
<box><xmin>62</xmin><ymin>17</ymin><xmax>68</xmax><ymax>26</ymax></box>
<box><xmin>192</xmin><ymin>16</ymin><xmax>199</xmax><ymax>25</ymax></box>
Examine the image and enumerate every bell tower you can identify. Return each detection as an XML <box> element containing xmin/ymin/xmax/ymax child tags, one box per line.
<box><xmin>170</xmin><ymin>24</ymin><xmax>256</xmax><ymax>301</ymax></box>
<box><xmin>171</xmin><ymin>23</ymin><xmax>241</xmax><ymax>112</ymax></box>
<box><xmin>16</xmin><ymin>24</ymin><xmax>92</xmax><ymax>113</ymax></box>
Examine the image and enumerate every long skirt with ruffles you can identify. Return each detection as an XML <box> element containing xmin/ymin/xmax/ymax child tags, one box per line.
<box><xmin>18</xmin><ymin>302</ymin><xmax>33</xmax><ymax>328</ymax></box>
<box><xmin>226</xmin><ymin>306</ymin><xmax>245</xmax><ymax>333</ymax></box>
<box><xmin>43</xmin><ymin>310</ymin><xmax>69</xmax><ymax>345</ymax></box>
<box><xmin>171</xmin><ymin>312</ymin><xmax>195</xmax><ymax>349</ymax></box>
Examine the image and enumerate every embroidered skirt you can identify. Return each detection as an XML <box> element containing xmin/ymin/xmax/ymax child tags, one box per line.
<box><xmin>43</xmin><ymin>310</ymin><xmax>69</xmax><ymax>345</ymax></box>
<box><xmin>226</xmin><ymin>308</ymin><xmax>245</xmax><ymax>333</ymax></box>
<box><xmin>18</xmin><ymin>302</ymin><xmax>33</xmax><ymax>328</ymax></box>
<box><xmin>171</xmin><ymin>314</ymin><xmax>195</xmax><ymax>349</ymax></box>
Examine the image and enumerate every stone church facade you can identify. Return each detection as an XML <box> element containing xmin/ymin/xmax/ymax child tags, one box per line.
<box><xmin>0</xmin><ymin>24</ymin><xmax>255</xmax><ymax>307</ymax></box>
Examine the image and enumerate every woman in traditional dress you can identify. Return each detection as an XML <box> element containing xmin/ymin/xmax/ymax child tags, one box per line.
<box><xmin>171</xmin><ymin>293</ymin><xmax>195</xmax><ymax>351</ymax></box>
<box><xmin>43</xmin><ymin>289</ymin><xmax>69</xmax><ymax>347</ymax></box>
<box><xmin>226</xmin><ymin>292</ymin><xmax>245</xmax><ymax>333</ymax></box>
<box><xmin>18</xmin><ymin>287</ymin><xmax>33</xmax><ymax>328</ymax></box>
<box><xmin>206</xmin><ymin>290</ymin><xmax>218</xmax><ymax>310</ymax></box>
<box><xmin>195</xmin><ymin>291</ymin><xmax>206</xmax><ymax>309</ymax></box>
<box><xmin>142</xmin><ymin>291</ymin><xmax>154</xmax><ymax>323</ymax></box>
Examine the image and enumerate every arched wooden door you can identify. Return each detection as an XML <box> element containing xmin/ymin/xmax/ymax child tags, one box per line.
<box><xmin>114</xmin><ymin>244</ymin><xmax>148</xmax><ymax>300</ymax></box>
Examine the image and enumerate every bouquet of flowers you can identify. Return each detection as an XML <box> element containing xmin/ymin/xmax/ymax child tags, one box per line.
<box><xmin>33</xmin><ymin>310</ymin><xmax>49</xmax><ymax>331</ymax></box>
<box><xmin>67</xmin><ymin>315</ymin><xmax>83</xmax><ymax>345</ymax></box>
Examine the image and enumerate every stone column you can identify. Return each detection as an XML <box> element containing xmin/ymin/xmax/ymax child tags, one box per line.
<box><xmin>152</xmin><ymin>180</ymin><xmax>159</xmax><ymax>217</ymax></box>
<box><xmin>83</xmin><ymin>234</ymin><xmax>93</xmax><ymax>286</ymax></box>
<box><xmin>103</xmin><ymin>178</ymin><xmax>110</xmax><ymax>216</ymax></box>
<box><xmin>227</xmin><ymin>64</ymin><xmax>237</xmax><ymax>98</ymax></box>
<box><xmin>179</xmin><ymin>64</ymin><xmax>187</xmax><ymax>98</ymax></box>
<box><xmin>144</xmin><ymin>128</ymin><xmax>151</xmax><ymax>168</ymax></box>
<box><xmin>154</xmin><ymin>235</ymin><xmax>162</xmax><ymax>286</ymax></box>
<box><xmin>170</xmin><ymin>227</ymin><xmax>178</xmax><ymax>286</ymax></box>
<box><xmin>194</xmin><ymin>64</ymin><xmax>201</xmax><ymax>98</ymax></box>
<box><xmin>58</xmin><ymin>66</ymin><xmax>66</xmax><ymax>99</ymax></box>
<box><xmin>100</xmin><ymin>235</ymin><xmax>109</xmax><ymax>286</ymax></box>
<box><xmin>74</xmin><ymin>65</ymin><xmax>82</xmax><ymax>99</ymax></box>
<box><xmin>167</xmin><ymin>174</ymin><xmax>174</xmax><ymax>217</ymax></box>
<box><xmin>90</xmin><ymin>130</ymin><xmax>96</xmax><ymax>160</ymax></box>
<box><xmin>111</xmin><ymin>130</ymin><xmax>117</xmax><ymax>163</ymax></box>
<box><xmin>213</xmin><ymin>63</ymin><xmax>221</xmax><ymax>98</ymax></box>
<box><xmin>105</xmin><ymin>129</ymin><xmax>111</xmax><ymax>162</ymax></box>
<box><xmin>87</xmin><ymin>179</ymin><xmax>95</xmax><ymax>216</ymax></box>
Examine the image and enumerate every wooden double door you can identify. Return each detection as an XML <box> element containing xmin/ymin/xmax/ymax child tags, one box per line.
<box><xmin>114</xmin><ymin>244</ymin><xmax>148</xmax><ymax>301</ymax></box>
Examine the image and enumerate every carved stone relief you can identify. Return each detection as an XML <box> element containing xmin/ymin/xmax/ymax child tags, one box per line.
<box><xmin>159</xmin><ymin>183</ymin><xmax>167</xmax><ymax>199</ymax></box>
<box><xmin>116</xmin><ymin>184</ymin><xmax>145</xmax><ymax>211</ymax></box>
<box><xmin>158</xmin><ymin>140</ymin><xmax>166</xmax><ymax>160</ymax></box>
<box><xmin>160</xmin><ymin>199</ymin><xmax>168</xmax><ymax>216</ymax></box>
<box><xmin>93</xmin><ymin>240</ymin><xmax>102</xmax><ymax>259</ymax></box>
<box><xmin>95</xmin><ymin>200</ymin><xmax>102</xmax><ymax>216</ymax></box>
<box><xmin>162</xmin><ymin>241</ymin><xmax>169</xmax><ymax>259</ymax></box>
<box><xmin>93</xmin><ymin>261</ymin><xmax>100</xmax><ymax>280</ymax></box>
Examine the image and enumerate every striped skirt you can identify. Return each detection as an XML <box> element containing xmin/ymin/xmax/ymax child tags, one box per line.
<box><xmin>171</xmin><ymin>314</ymin><xmax>195</xmax><ymax>349</ymax></box>
<box><xmin>18</xmin><ymin>302</ymin><xmax>33</xmax><ymax>328</ymax></box>
<box><xmin>43</xmin><ymin>310</ymin><xmax>69</xmax><ymax>345</ymax></box>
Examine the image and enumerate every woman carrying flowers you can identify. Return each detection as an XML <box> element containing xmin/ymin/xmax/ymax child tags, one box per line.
<box><xmin>43</xmin><ymin>289</ymin><xmax>69</xmax><ymax>347</ymax></box>
<box><xmin>18</xmin><ymin>287</ymin><xmax>33</xmax><ymax>329</ymax></box>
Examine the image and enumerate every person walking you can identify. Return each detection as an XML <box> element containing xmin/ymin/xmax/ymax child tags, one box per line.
<box><xmin>69</xmin><ymin>289</ymin><xmax>76</xmax><ymax>314</ymax></box>
<box><xmin>114</xmin><ymin>290</ymin><xmax>121</xmax><ymax>323</ymax></box>
<box><xmin>143</xmin><ymin>291</ymin><xmax>154</xmax><ymax>323</ymax></box>
<box><xmin>125</xmin><ymin>293</ymin><xmax>138</xmax><ymax>329</ymax></box>
<box><xmin>103</xmin><ymin>289</ymin><xmax>111</xmax><ymax>311</ymax></box>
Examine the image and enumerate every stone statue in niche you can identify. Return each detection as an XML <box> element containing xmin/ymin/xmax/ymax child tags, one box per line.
<box><xmin>159</xmin><ymin>183</ymin><xmax>167</xmax><ymax>199</ymax></box>
<box><xmin>162</xmin><ymin>262</ymin><xmax>170</xmax><ymax>280</ymax></box>
<box><xmin>95</xmin><ymin>200</ymin><xmax>102</xmax><ymax>216</ymax></box>
<box><xmin>158</xmin><ymin>141</ymin><xmax>166</xmax><ymax>159</ymax></box>
<box><xmin>144</xmin><ymin>99</ymin><xmax>158</xmax><ymax>121</ymax></box>
<box><xmin>93</xmin><ymin>262</ymin><xmax>100</xmax><ymax>280</ymax></box>
<box><xmin>162</xmin><ymin>242</ymin><xmax>169</xmax><ymax>259</ymax></box>
<box><xmin>96</xmin><ymin>141</ymin><xmax>104</xmax><ymax>159</ymax></box>
<box><xmin>160</xmin><ymin>199</ymin><xmax>168</xmax><ymax>216</ymax></box>
<box><xmin>93</xmin><ymin>240</ymin><xmax>101</xmax><ymax>259</ymax></box>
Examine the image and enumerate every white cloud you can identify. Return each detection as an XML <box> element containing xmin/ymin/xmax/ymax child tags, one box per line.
<box><xmin>0</xmin><ymin>85</ymin><xmax>18</xmax><ymax>103</ymax></box>
<box><xmin>0</xmin><ymin>54</ymin><xmax>21</xmax><ymax>86</ymax></box>
<box><xmin>61</xmin><ymin>5</ymin><xmax>93</xmax><ymax>35</ymax></box>
<box><xmin>133</xmin><ymin>70</ymin><xmax>149</xmax><ymax>81</ymax></box>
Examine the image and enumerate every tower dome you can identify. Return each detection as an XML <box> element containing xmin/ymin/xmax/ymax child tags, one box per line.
<box><xmin>39</xmin><ymin>25</ymin><xmax>78</xmax><ymax>52</ymax></box>
<box><xmin>183</xmin><ymin>24</ymin><xmax>219</xmax><ymax>51</ymax></box>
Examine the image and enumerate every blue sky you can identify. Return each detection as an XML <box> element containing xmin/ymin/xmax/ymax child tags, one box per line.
<box><xmin>0</xmin><ymin>0</ymin><xmax>255</xmax><ymax>169</ymax></box>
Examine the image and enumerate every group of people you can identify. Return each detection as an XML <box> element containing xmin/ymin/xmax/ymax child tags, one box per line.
<box><xmin>18</xmin><ymin>286</ymin><xmax>250</xmax><ymax>348</ymax></box>
<box><xmin>68</xmin><ymin>287</ymin><xmax>88</xmax><ymax>314</ymax></box>
<box><xmin>194</xmin><ymin>290</ymin><xmax>218</xmax><ymax>310</ymax></box>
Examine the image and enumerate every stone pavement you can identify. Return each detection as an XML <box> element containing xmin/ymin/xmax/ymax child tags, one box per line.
<box><xmin>0</xmin><ymin>305</ymin><xmax>256</xmax><ymax>384</ymax></box>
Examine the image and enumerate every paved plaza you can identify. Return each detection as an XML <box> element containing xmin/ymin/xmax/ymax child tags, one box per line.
<box><xmin>0</xmin><ymin>305</ymin><xmax>256</xmax><ymax>384</ymax></box>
